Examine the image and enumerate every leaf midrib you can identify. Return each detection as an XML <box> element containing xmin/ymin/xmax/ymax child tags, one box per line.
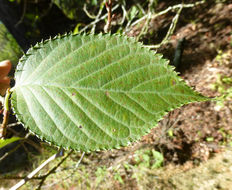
<box><xmin>13</xmin><ymin>84</ymin><xmax>195</xmax><ymax>97</ymax></box>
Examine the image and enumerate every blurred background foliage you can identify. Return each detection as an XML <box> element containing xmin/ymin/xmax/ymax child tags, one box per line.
<box><xmin>0</xmin><ymin>21</ymin><xmax>22</xmax><ymax>70</ymax></box>
<box><xmin>52</xmin><ymin>0</ymin><xmax>98</xmax><ymax>20</ymax></box>
<box><xmin>2</xmin><ymin>0</ymin><xmax>154</xmax><ymax>48</ymax></box>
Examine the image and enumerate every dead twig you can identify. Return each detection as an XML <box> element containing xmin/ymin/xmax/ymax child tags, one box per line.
<box><xmin>144</xmin><ymin>4</ymin><xmax>183</xmax><ymax>49</ymax></box>
<box><xmin>80</xmin><ymin>4</ymin><xmax>119</xmax><ymax>33</ymax></box>
<box><xmin>41</xmin><ymin>152</ymin><xmax>85</xmax><ymax>189</ymax></box>
<box><xmin>130</xmin><ymin>0</ymin><xmax>205</xmax><ymax>28</ymax></box>
<box><xmin>90</xmin><ymin>0</ymin><xmax>106</xmax><ymax>33</ymax></box>
<box><xmin>7</xmin><ymin>122</ymin><xmax>22</xmax><ymax>128</ymax></box>
<box><xmin>104</xmin><ymin>0</ymin><xmax>113</xmax><ymax>33</ymax></box>
<box><xmin>15</xmin><ymin>0</ymin><xmax>27</xmax><ymax>27</ymax></box>
<box><xmin>83</xmin><ymin>3</ymin><xmax>98</xmax><ymax>19</ymax></box>
<box><xmin>0</xmin><ymin>143</ymin><xmax>22</xmax><ymax>162</ymax></box>
<box><xmin>35</xmin><ymin>149</ymin><xmax>73</xmax><ymax>190</ymax></box>
<box><xmin>0</xmin><ymin>88</ymin><xmax>12</xmax><ymax>139</ymax></box>
<box><xmin>0</xmin><ymin>176</ymin><xmax>42</xmax><ymax>180</ymax></box>
<box><xmin>136</xmin><ymin>0</ymin><xmax>155</xmax><ymax>41</ymax></box>
<box><xmin>10</xmin><ymin>148</ymin><xmax>72</xmax><ymax>190</ymax></box>
<box><xmin>0</xmin><ymin>152</ymin><xmax>84</xmax><ymax>183</ymax></box>
<box><xmin>0</xmin><ymin>109</ymin><xmax>9</xmax><ymax>138</ymax></box>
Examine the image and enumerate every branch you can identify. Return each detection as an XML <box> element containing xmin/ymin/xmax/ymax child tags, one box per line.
<box><xmin>7</xmin><ymin>122</ymin><xmax>22</xmax><ymax>127</ymax></box>
<box><xmin>0</xmin><ymin>88</ymin><xmax>12</xmax><ymax>138</ymax></box>
<box><xmin>0</xmin><ymin>176</ymin><xmax>42</xmax><ymax>180</ymax></box>
<box><xmin>15</xmin><ymin>0</ymin><xmax>27</xmax><ymax>27</ymax></box>
<box><xmin>10</xmin><ymin>149</ymin><xmax>72</xmax><ymax>190</ymax></box>
<box><xmin>130</xmin><ymin>0</ymin><xmax>205</xmax><ymax>28</ymax></box>
<box><xmin>83</xmin><ymin>3</ymin><xmax>98</xmax><ymax>19</ymax></box>
<box><xmin>1</xmin><ymin>152</ymin><xmax>85</xmax><ymax>184</ymax></box>
<box><xmin>144</xmin><ymin>4</ymin><xmax>183</xmax><ymax>49</ymax></box>
<box><xmin>0</xmin><ymin>143</ymin><xmax>21</xmax><ymax>162</ymax></box>
<box><xmin>79</xmin><ymin>4</ymin><xmax>120</xmax><ymax>33</ymax></box>
<box><xmin>35</xmin><ymin>149</ymin><xmax>73</xmax><ymax>190</ymax></box>
<box><xmin>39</xmin><ymin>152</ymin><xmax>85</xmax><ymax>189</ymax></box>
<box><xmin>136</xmin><ymin>0</ymin><xmax>154</xmax><ymax>41</ymax></box>
<box><xmin>104</xmin><ymin>0</ymin><xmax>113</xmax><ymax>33</ymax></box>
<box><xmin>90</xmin><ymin>0</ymin><xmax>106</xmax><ymax>33</ymax></box>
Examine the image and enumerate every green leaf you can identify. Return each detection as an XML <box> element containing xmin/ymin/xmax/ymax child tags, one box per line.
<box><xmin>0</xmin><ymin>137</ymin><xmax>22</xmax><ymax>149</ymax></box>
<box><xmin>151</xmin><ymin>150</ymin><xmax>164</xmax><ymax>169</ymax></box>
<box><xmin>52</xmin><ymin>0</ymin><xmax>105</xmax><ymax>20</ymax></box>
<box><xmin>11</xmin><ymin>34</ymin><xmax>209</xmax><ymax>151</ymax></box>
<box><xmin>0</xmin><ymin>22</ymin><xmax>22</xmax><ymax>72</ymax></box>
<box><xmin>52</xmin><ymin>0</ymin><xmax>82</xmax><ymax>20</ymax></box>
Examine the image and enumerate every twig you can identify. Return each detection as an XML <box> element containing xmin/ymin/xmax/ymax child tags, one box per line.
<box><xmin>136</xmin><ymin>2</ymin><xmax>146</xmax><ymax>15</ymax></box>
<box><xmin>0</xmin><ymin>176</ymin><xmax>42</xmax><ymax>180</ymax></box>
<box><xmin>83</xmin><ymin>3</ymin><xmax>98</xmax><ymax>19</ymax></box>
<box><xmin>0</xmin><ymin>152</ymin><xmax>83</xmax><ymax>182</ymax></box>
<box><xmin>119</xmin><ymin>4</ymin><xmax>127</xmax><ymax>25</ymax></box>
<box><xmin>80</xmin><ymin>4</ymin><xmax>119</xmax><ymax>33</ymax></box>
<box><xmin>40</xmin><ymin>1</ymin><xmax>53</xmax><ymax>19</ymax></box>
<box><xmin>0</xmin><ymin>88</ymin><xmax>12</xmax><ymax>138</ymax></box>
<box><xmin>10</xmin><ymin>153</ymin><xmax>58</xmax><ymax>190</ymax></box>
<box><xmin>41</xmin><ymin>152</ymin><xmax>85</xmax><ymax>189</ymax></box>
<box><xmin>91</xmin><ymin>0</ymin><xmax>106</xmax><ymax>33</ymax></box>
<box><xmin>104</xmin><ymin>0</ymin><xmax>113</xmax><ymax>33</ymax></box>
<box><xmin>15</xmin><ymin>0</ymin><xmax>27</xmax><ymax>27</ymax></box>
<box><xmin>10</xmin><ymin>149</ymin><xmax>71</xmax><ymax>190</ymax></box>
<box><xmin>24</xmin><ymin>139</ymin><xmax>42</xmax><ymax>154</ymax></box>
<box><xmin>35</xmin><ymin>149</ymin><xmax>73</xmax><ymax>190</ymax></box>
<box><xmin>75</xmin><ymin>152</ymin><xmax>85</xmax><ymax>169</ymax></box>
<box><xmin>144</xmin><ymin>4</ymin><xmax>183</xmax><ymax>49</ymax></box>
<box><xmin>7</xmin><ymin>122</ymin><xmax>22</xmax><ymax>128</ymax></box>
<box><xmin>130</xmin><ymin>1</ymin><xmax>205</xmax><ymax>28</ymax></box>
<box><xmin>4</xmin><ymin>122</ymin><xmax>41</xmax><ymax>153</ymax></box>
<box><xmin>124</xmin><ymin>6</ymin><xmax>139</xmax><ymax>34</ymax></box>
<box><xmin>0</xmin><ymin>143</ymin><xmax>22</xmax><ymax>162</ymax></box>
<box><xmin>136</xmin><ymin>0</ymin><xmax>154</xmax><ymax>41</ymax></box>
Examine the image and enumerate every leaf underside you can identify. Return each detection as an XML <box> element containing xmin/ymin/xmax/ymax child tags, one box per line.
<box><xmin>11</xmin><ymin>34</ymin><xmax>208</xmax><ymax>151</ymax></box>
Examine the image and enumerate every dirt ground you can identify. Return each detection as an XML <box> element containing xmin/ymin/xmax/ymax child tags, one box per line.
<box><xmin>149</xmin><ymin>1</ymin><xmax>232</xmax><ymax>164</ymax></box>
<box><xmin>165</xmin><ymin>148</ymin><xmax>232</xmax><ymax>190</ymax></box>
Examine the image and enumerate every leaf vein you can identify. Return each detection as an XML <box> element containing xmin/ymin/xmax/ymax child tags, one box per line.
<box><xmin>27</xmin><ymin>87</ymin><xmax>80</xmax><ymax>145</ymax></box>
<box><xmin>60</xmin><ymin>88</ymin><xmax>118</xmax><ymax>141</ymax></box>
<box><xmin>78</xmin><ymin>90</ymin><xmax>130</xmax><ymax>134</ymax></box>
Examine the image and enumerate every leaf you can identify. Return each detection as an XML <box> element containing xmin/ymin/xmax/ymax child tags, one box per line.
<box><xmin>0</xmin><ymin>22</ymin><xmax>22</xmax><ymax>73</ymax></box>
<box><xmin>11</xmin><ymin>34</ymin><xmax>209</xmax><ymax>151</ymax></box>
<box><xmin>52</xmin><ymin>0</ymin><xmax>104</xmax><ymax>20</ymax></box>
<box><xmin>52</xmin><ymin>0</ymin><xmax>84</xmax><ymax>20</ymax></box>
<box><xmin>0</xmin><ymin>137</ymin><xmax>22</xmax><ymax>149</ymax></box>
<box><xmin>151</xmin><ymin>150</ymin><xmax>164</xmax><ymax>169</ymax></box>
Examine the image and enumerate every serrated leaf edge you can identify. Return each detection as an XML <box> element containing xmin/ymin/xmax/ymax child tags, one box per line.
<box><xmin>11</xmin><ymin>33</ymin><xmax>211</xmax><ymax>152</ymax></box>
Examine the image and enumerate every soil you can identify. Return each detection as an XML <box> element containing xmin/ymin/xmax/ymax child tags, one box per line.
<box><xmin>1</xmin><ymin>0</ymin><xmax>232</xmax><ymax>189</ymax></box>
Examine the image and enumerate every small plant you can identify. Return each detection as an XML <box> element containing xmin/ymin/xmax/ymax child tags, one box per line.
<box><xmin>113</xmin><ymin>169</ymin><xmax>124</xmax><ymax>184</ymax></box>
<box><xmin>133</xmin><ymin>149</ymin><xmax>164</xmax><ymax>169</ymax></box>
<box><xmin>211</xmin><ymin>74</ymin><xmax>232</xmax><ymax>110</ymax></box>
<box><xmin>95</xmin><ymin>166</ymin><xmax>108</xmax><ymax>186</ymax></box>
